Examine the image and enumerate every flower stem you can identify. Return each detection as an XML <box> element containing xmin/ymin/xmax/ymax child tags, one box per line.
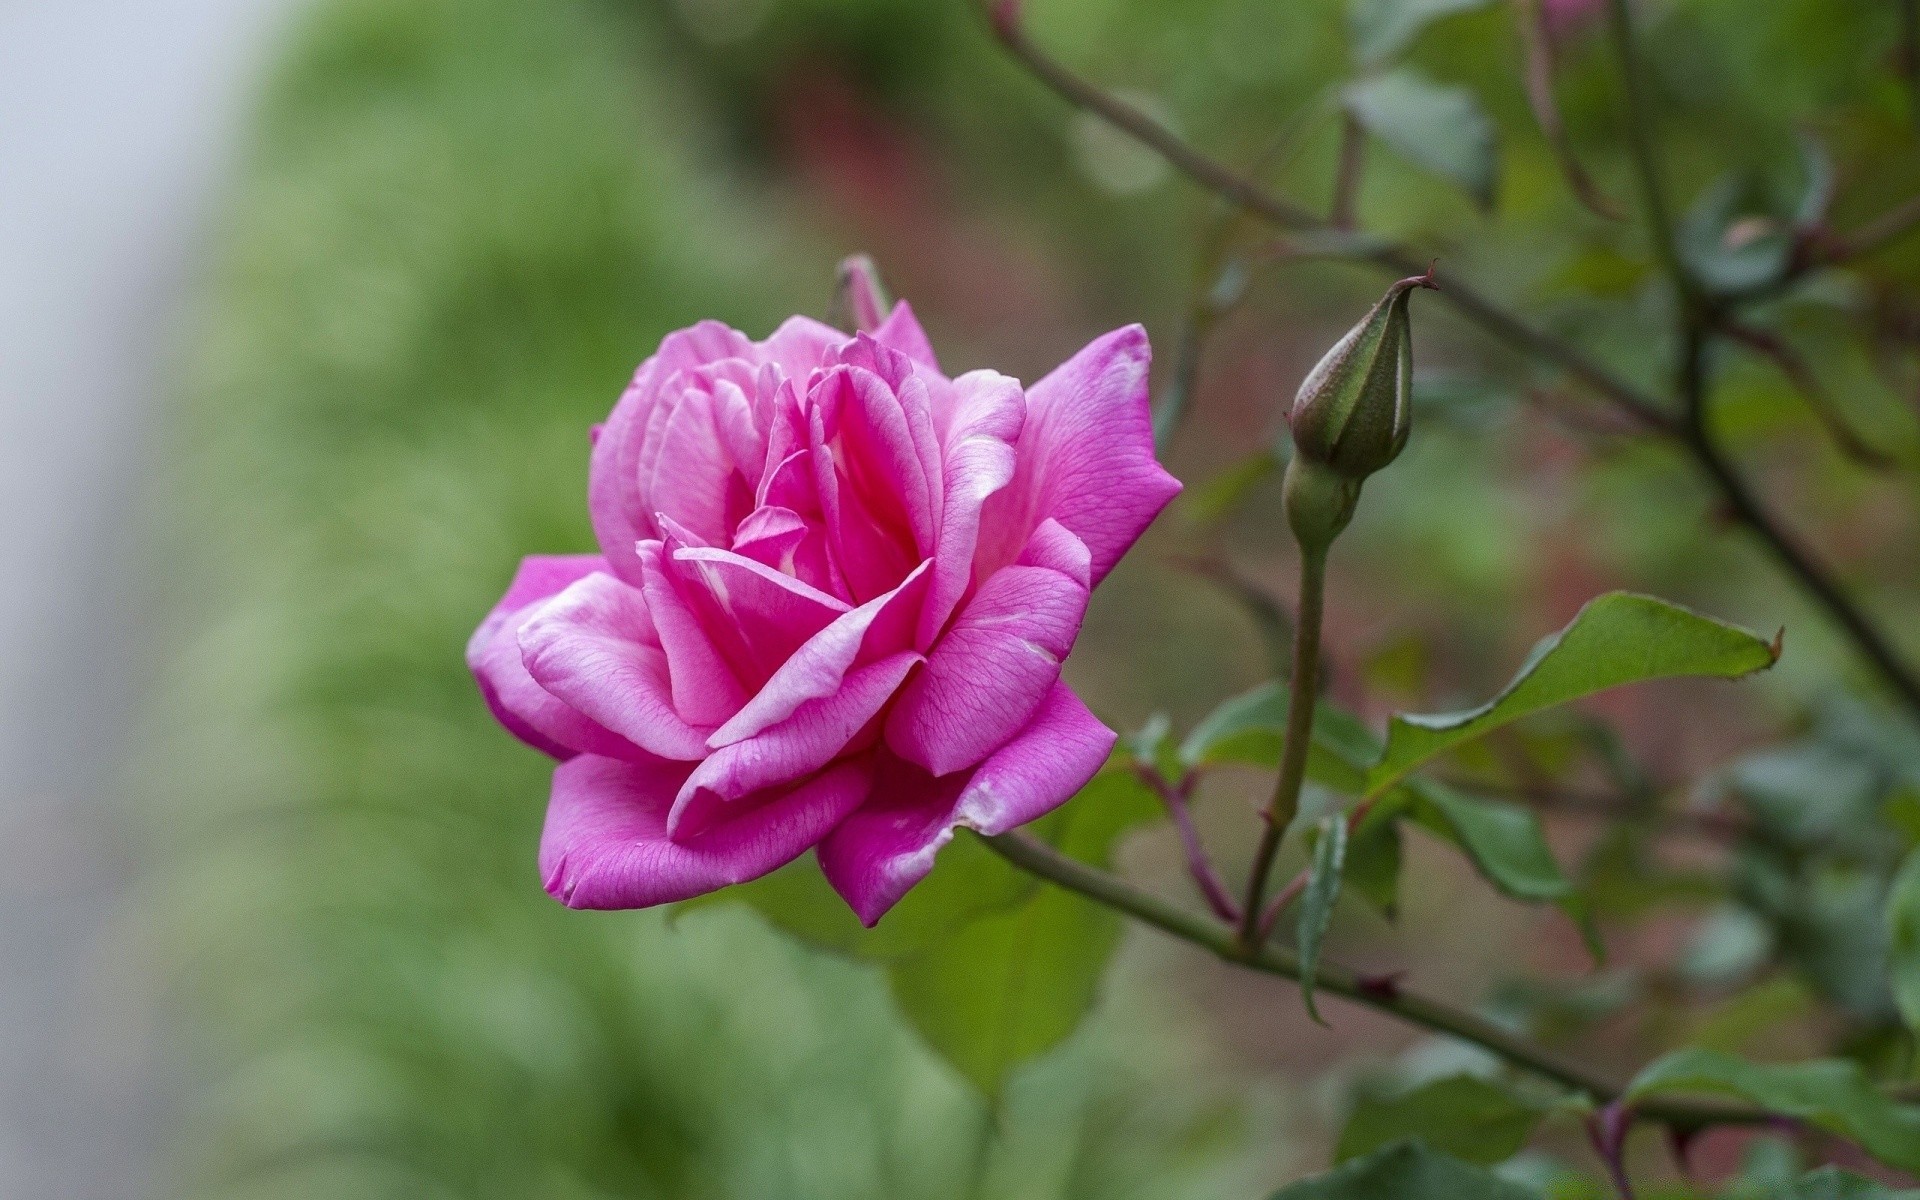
<box><xmin>1238</xmin><ymin>542</ymin><xmax>1327</xmax><ymax>947</ymax></box>
<box><xmin>981</xmin><ymin>830</ymin><xmax>1771</xmax><ymax>1128</ymax></box>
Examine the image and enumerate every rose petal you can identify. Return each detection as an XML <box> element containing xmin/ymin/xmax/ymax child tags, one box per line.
<box><xmin>872</xmin><ymin>300</ymin><xmax>939</xmax><ymax>371</ymax></box>
<box><xmin>518</xmin><ymin>572</ymin><xmax>714</xmax><ymax>760</ymax></box>
<box><xmin>468</xmin><ymin>555</ymin><xmax>639</xmax><ymax>760</ymax></box>
<box><xmin>886</xmin><ymin>519</ymin><xmax>1091</xmax><ymax>776</ymax></box>
<box><xmin>917</xmin><ymin>368</ymin><xmax>1025</xmax><ymax>646</ymax></box>
<box><xmin>670</xmin><ymin>649</ymin><xmax>920</xmax><ymax>829</ymax></box>
<box><xmin>540</xmin><ymin>755</ymin><xmax>873</xmax><ymax>909</ymax></box>
<box><xmin>819</xmin><ymin>683</ymin><xmax>1116</xmax><ymax>925</ymax></box>
<box><xmin>976</xmin><ymin>324</ymin><xmax>1180</xmax><ymax>586</ymax></box>
<box><xmin>636</xmin><ymin>540</ymin><xmax>750</xmax><ymax>728</ymax></box>
<box><xmin>589</xmin><ymin>321</ymin><xmax>755</xmax><ymax>583</ymax></box>
<box><xmin>663</xmin><ymin>539</ymin><xmax>850</xmax><ymax>688</ymax></box>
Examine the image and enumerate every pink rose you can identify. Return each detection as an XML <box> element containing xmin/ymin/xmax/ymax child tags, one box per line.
<box><xmin>467</xmin><ymin>299</ymin><xmax>1179</xmax><ymax>925</ymax></box>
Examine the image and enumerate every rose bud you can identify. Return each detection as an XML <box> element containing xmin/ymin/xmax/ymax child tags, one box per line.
<box><xmin>828</xmin><ymin>253</ymin><xmax>891</xmax><ymax>334</ymax></box>
<box><xmin>468</xmin><ymin>278</ymin><xmax>1181</xmax><ymax>925</ymax></box>
<box><xmin>1288</xmin><ymin>269</ymin><xmax>1435</xmax><ymax>481</ymax></box>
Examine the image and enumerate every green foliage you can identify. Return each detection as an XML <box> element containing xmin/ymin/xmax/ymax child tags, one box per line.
<box><xmin>1297</xmin><ymin>814</ymin><xmax>1350</xmax><ymax>1022</ymax></box>
<box><xmin>1347</xmin><ymin>0</ymin><xmax>1494</xmax><ymax>65</ymax></box>
<box><xmin>1344</xmin><ymin>69</ymin><xmax>1499</xmax><ymax>208</ymax></box>
<box><xmin>1770</xmin><ymin>1168</ymin><xmax>1920</xmax><ymax>1200</ymax></box>
<box><xmin>1626</xmin><ymin>1050</ymin><xmax>1920</xmax><ymax>1173</ymax></box>
<box><xmin>1363</xmin><ymin>593</ymin><xmax>1778</xmax><ymax>798</ymax></box>
<box><xmin>1335</xmin><ymin>1076</ymin><xmax>1545</xmax><ymax>1165</ymax></box>
<box><xmin>1890</xmin><ymin>848</ymin><xmax>1920</xmax><ymax>1033</ymax></box>
<box><xmin>888</xmin><ymin>770</ymin><xmax>1163</xmax><ymax>1097</ymax></box>
<box><xmin>1267</xmin><ymin>1140</ymin><xmax>1542</xmax><ymax>1200</ymax></box>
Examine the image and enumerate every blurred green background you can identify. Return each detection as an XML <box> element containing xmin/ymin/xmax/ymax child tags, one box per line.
<box><xmin>89</xmin><ymin>0</ymin><xmax>1920</xmax><ymax>1194</ymax></box>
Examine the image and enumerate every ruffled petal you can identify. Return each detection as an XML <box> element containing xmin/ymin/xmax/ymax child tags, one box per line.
<box><xmin>885</xmin><ymin>519</ymin><xmax>1090</xmax><ymax>776</ymax></box>
<box><xmin>636</xmin><ymin>540</ymin><xmax>750</xmax><ymax>727</ymax></box>
<box><xmin>467</xmin><ymin>555</ymin><xmax>642</xmax><ymax>760</ymax></box>
<box><xmin>589</xmin><ymin>321</ymin><xmax>755</xmax><ymax>583</ymax></box>
<box><xmin>517</xmin><ymin>571</ymin><xmax>714</xmax><ymax>760</ymax></box>
<box><xmin>872</xmin><ymin>300</ymin><xmax>939</xmax><ymax>371</ymax></box>
<box><xmin>708</xmin><ymin>558</ymin><xmax>930</xmax><ymax>747</ymax></box>
<box><xmin>976</xmin><ymin>324</ymin><xmax>1180</xmax><ymax>586</ymax></box>
<box><xmin>818</xmin><ymin>683</ymin><xmax>1115</xmax><ymax>925</ymax></box>
<box><xmin>917</xmin><ymin>368</ymin><xmax>1025</xmax><ymax>646</ymax></box>
<box><xmin>540</xmin><ymin>755</ymin><xmax>872</xmax><ymax>910</ymax></box>
<box><xmin>663</xmin><ymin>538</ymin><xmax>850</xmax><ymax>688</ymax></box>
<box><xmin>670</xmin><ymin>649</ymin><xmax>919</xmax><ymax>829</ymax></box>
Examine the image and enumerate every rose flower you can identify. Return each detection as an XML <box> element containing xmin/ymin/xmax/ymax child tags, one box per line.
<box><xmin>468</xmin><ymin>298</ymin><xmax>1178</xmax><ymax>924</ymax></box>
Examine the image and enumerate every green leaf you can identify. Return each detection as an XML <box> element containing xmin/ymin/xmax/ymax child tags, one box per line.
<box><xmin>1774</xmin><ymin>1167</ymin><xmax>1920</xmax><ymax>1200</ymax></box>
<box><xmin>1348</xmin><ymin>0</ymin><xmax>1493</xmax><ymax>64</ymax></box>
<box><xmin>1409</xmin><ymin>783</ymin><xmax>1570</xmax><ymax>903</ymax></box>
<box><xmin>1343</xmin><ymin>70</ymin><xmax>1498</xmax><ymax>209</ymax></box>
<box><xmin>1179</xmin><ymin>687</ymin><xmax>1372</xmax><ymax>794</ymax></box>
<box><xmin>886</xmin><ymin>769</ymin><xmax>1160</xmax><ymax>1096</ymax></box>
<box><xmin>1887</xmin><ymin>847</ymin><xmax>1920</xmax><ymax>1033</ymax></box>
<box><xmin>1336</xmin><ymin>1076</ymin><xmax>1545</xmax><ymax>1165</ymax></box>
<box><xmin>1625</xmin><ymin>1049</ymin><xmax>1920</xmax><ymax>1173</ymax></box>
<box><xmin>1298</xmin><ymin>814</ymin><xmax>1350</xmax><ymax>1023</ymax></box>
<box><xmin>1344</xmin><ymin>813</ymin><xmax>1404</xmax><ymax>917</ymax></box>
<box><xmin>1363</xmin><ymin>593</ymin><xmax>1777</xmax><ymax>798</ymax></box>
<box><xmin>1268</xmin><ymin>1139</ymin><xmax>1542</xmax><ymax>1199</ymax></box>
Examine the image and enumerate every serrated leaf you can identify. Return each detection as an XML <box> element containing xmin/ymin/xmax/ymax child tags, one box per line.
<box><xmin>1337</xmin><ymin>1076</ymin><xmax>1546</xmax><ymax>1165</ymax></box>
<box><xmin>1299</xmin><ymin>814</ymin><xmax>1350</xmax><ymax>1023</ymax></box>
<box><xmin>1344</xmin><ymin>70</ymin><xmax>1498</xmax><ymax>209</ymax></box>
<box><xmin>886</xmin><ymin>769</ymin><xmax>1160</xmax><ymax>1097</ymax></box>
<box><xmin>1776</xmin><ymin>1167</ymin><xmax>1920</xmax><ymax>1200</ymax></box>
<box><xmin>1888</xmin><ymin>847</ymin><xmax>1920</xmax><ymax>1033</ymax></box>
<box><xmin>1349</xmin><ymin>0</ymin><xmax>1493</xmax><ymax>64</ymax></box>
<box><xmin>1626</xmin><ymin>1049</ymin><xmax>1920</xmax><ymax>1173</ymax></box>
<box><xmin>1362</xmin><ymin>593</ymin><xmax>1776</xmax><ymax>799</ymax></box>
<box><xmin>1268</xmin><ymin>1139</ymin><xmax>1542</xmax><ymax>1199</ymax></box>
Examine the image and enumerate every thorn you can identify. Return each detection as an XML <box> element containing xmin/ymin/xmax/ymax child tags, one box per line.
<box><xmin>1586</xmin><ymin>1101</ymin><xmax>1638</xmax><ymax>1200</ymax></box>
<box><xmin>1355</xmin><ymin>971</ymin><xmax>1403</xmax><ymax>1003</ymax></box>
<box><xmin>1768</xmin><ymin>626</ymin><xmax>1786</xmax><ymax>665</ymax></box>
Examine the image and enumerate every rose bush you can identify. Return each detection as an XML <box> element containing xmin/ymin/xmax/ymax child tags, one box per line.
<box><xmin>468</xmin><ymin>300</ymin><xmax>1179</xmax><ymax>924</ymax></box>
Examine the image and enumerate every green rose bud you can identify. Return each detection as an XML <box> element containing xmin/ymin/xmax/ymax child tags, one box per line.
<box><xmin>828</xmin><ymin>253</ymin><xmax>891</xmax><ymax>334</ymax></box>
<box><xmin>1288</xmin><ymin>269</ymin><xmax>1436</xmax><ymax>480</ymax></box>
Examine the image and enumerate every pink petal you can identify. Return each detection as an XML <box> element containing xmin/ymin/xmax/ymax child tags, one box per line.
<box><xmin>885</xmin><ymin>519</ymin><xmax>1091</xmax><ymax>776</ymax></box>
<box><xmin>759</xmin><ymin>314</ymin><xmax>847</xmax><ymax>380</ymax></box>
<box><xmin>670</xmin><ymin>649</ymin><xmax>920</xmax><ymax>829</ymax></box>
<box><xmin>872</xmin><ymin>300</ymin><xmax>939</xmax><ymax>371</ymax></box>
<box><xmin>540</xmin><ymin>755</ymin><xmax>873</xmax><ymax>910</ymax></box>
<box><xmin>917</xmin><ymin>368</ymin><xmax>1025</xmax><ymax>647</ymax></box>
<box><xmin>663</xmin><ymin>539</ymin><xmax>850</xmax><ymax>688</ymax></box>
<box><xmin>589</xmin><ymin>321</ymin><xmax>755</xmax><ymax>584</ymax></box>
<box><xmin>976</xmin><ymin>324</ymin><xmax>1181</xmax><ymax>586</ymax></box>
<box><xmin>467</xmin><ymin>555</ymin><xmax>638</xmax><ymax>760</ymax></box>
<box><xmin>517</xmin><ymin>572</ymin><xmax>714</xmax><ymax>760</ymax></box>
<box><xmin>819</xmin><ymin>683</ymin><xmax>1116</xmax><ymax>925</ymax></box>
<box><xmin>636</xmin><ymin>540</ymin><xmax>750</xmax><ymax>728</ymax></box>
<box><xmin>807</xmin><ymin>366</ymin><xmax>931</xmax><ymax>599</ymax></box>
<box><xmin>708</xmin><ymin>558</ymin><xmax>930</xmax><ymax>747</ymax></box>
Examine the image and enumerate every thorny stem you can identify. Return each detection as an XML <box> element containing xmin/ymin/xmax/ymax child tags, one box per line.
<box><xmin>981</xmin><ymin>830</ymin><xmax>1775</xmax><ymax>1129</ymax></box>
<box><xmin>975</xmin><ymin>0</ymin><xmax>1920</xmax><ymax>721</ymax></box>
<box><xmin>1239</xmin><ymin>544</ymin><xmax>1327</xmax><ymax>947</ymax></box>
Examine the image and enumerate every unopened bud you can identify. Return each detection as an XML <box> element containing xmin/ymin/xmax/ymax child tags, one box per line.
<box><xmin>1288</xmin><ymin>270</ymin><xmax>1436</xmax><ymax>481</ymax></box>
<box><xmin>828</xmin><ymin>253</ymin><xmax>891</xmax><ymax>334</ymax></box>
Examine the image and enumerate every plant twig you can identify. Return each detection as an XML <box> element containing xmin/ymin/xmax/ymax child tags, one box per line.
<box><xmin>981</xmin><ymin>830</ymin><xmax>1774</xmax><ymax>1128</ymax></box>
<box><xmin>1720</xmin><ymin>321</ymin><xmax>1897</xmax><ymax>470</ymax></box>
<box><xmin>1517</xmin><ymin>0</ymin><xmax>1625</xmax><ymax>221</ymax></box>
<box><xmin>1604</xmin><ymin>0</ymin><xmax>1692</xmax><ymax>304</ymax></box>
<box><xmin>1329</xmin><ymin>111</ymin><xmax>1365</xmax><ymax>230</ymax></box>
<box><xmin>1136</xmin><ymin>764</ymin><xmax>1242</xmax><ymax>922</ymax></box>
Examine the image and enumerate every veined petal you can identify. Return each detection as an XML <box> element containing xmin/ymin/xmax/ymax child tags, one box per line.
<box><xmin>467</xmin><ymin>555</ymin><xmax>639</xmax><ymax>760</ymax></box>
<box><xmin>670</xmin><ymin>649</ymin><xmax>920</xmax><ymax>830</ymax></box>
<box><xmin>664</xmin><ymin>539</ymin><xmax>850</xmax><ymax>688</ymax></box>
<box><xmin>976</xmin><ymin>324</ymin><xmax>1180</xmax><ymax>586</ymax></box>
<box><xmin>872</xmin><ymin>300</ymin><xmax>938</xmax><ymax>371</ymax></box>
<box><xmin>708</xmin><ymin>558</ymin><xmax>929</xmax><ymax>747</ymax></box>
<box><xmin>886</xmin><ymin>519</ymin><xmax>1090</xmax><ymax>777</ymax></box>
<box><xmin>636</xmin><ymin>540</ymin><xmax>750</xmax><ymax>727</ymax></box>
<box><xmin>819</xmin><ymin>684</ymin><xmax>1115</xmax><ymax>926</ymax></box>
<box><xmin>917</xmin><ymin>368</ymin><xmax>1025</xmax><ymax>647</ymax></box>
<box><xmin>518</xmin><ymin>571</ymin><xmax>714</xmax><ymax>760</ymax></box>
<box><xmin>540</xmin><ymin>755</ymin><xmax>872</xmax><ymax>910</ymax></box>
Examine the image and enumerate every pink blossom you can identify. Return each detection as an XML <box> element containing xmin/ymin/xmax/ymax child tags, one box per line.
<box><xmin>468</xmin><ymin>299</ymin><xmax>1179</xmax><ymax>925</ymax></box>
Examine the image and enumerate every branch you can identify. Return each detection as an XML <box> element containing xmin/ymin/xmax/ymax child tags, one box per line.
<box><xmin>1604</xmin><ymin>0</ymin><xmax>1692</xmax><ymax>303</ymax></box>
<box><xmin>1136</xmin><ymin>764</ymin><xmax>1242</xmax><ymax>922</ymax></box>
<box><xmin>982</xmin><ymin>830</ymin><xmax>1773</xmax><ymax>1129</ymax></box>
